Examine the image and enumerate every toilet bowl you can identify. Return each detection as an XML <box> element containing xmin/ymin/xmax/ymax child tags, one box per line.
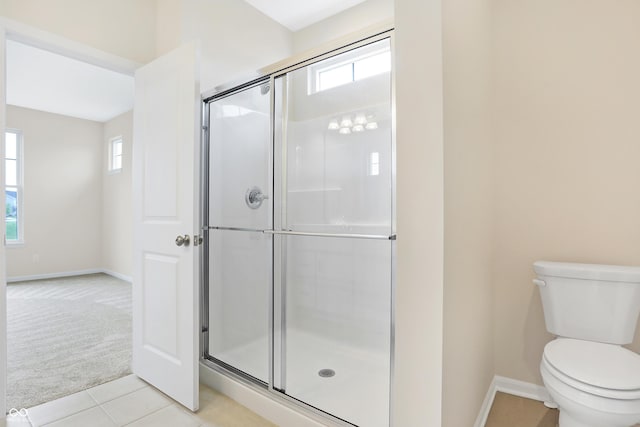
<box><xmin>533</xmin><ymin>261</ymin><xmax>640</xmax><ymax>427</ymax></box>
<box><xmin>540</xmin><ymin>338</ymin><xmax>640</xmax><ymax>427</ymax></box>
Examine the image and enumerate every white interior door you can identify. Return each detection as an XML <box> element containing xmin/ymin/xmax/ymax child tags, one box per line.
<box><xmin>0</xmin><ymin>25</ymin><xmax>8</xmax><ymax>417</ymax></box>
<box><xmin>132</xmin><ymin>42</ymin><xmax>200</xmax><ymax>411</ymax></box>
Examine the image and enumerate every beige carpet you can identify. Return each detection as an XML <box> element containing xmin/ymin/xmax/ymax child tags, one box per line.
<box><xmin>6</xmin><ymin>273</ymin><xmax>132</xmax><ymax>410</ymax></box>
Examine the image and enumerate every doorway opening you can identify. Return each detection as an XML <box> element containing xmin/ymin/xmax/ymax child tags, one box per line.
<box><xmin>3</xmin><ymin>38</ymin><xmax>135</xmax><ymax>410</ymax></box>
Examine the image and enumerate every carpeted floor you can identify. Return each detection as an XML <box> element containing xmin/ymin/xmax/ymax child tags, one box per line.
<box><xmin>6</xmin><ymin>273</ymin><xmax>132</xmax><ymax>410</ymax></box>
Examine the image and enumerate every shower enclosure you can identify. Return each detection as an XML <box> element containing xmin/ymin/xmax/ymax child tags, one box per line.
<box><xmin>202</xmin><ymin>35</ymin><xmax>395</xmax><ymax>427</ymax></box>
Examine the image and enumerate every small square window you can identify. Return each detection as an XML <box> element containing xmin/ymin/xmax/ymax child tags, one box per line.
<box><xmin>108</xmin><ymin>136</ymin><xmax>123</xmax><ymax>173</ymax></box>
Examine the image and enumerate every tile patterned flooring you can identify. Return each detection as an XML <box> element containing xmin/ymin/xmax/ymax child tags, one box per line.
<box><xmin>485</xmin><ymin>392</ymin><xmax>558</xmax><ymax>427</ymax></box>
<box><xmin>10</xmin><ymin>381</ymin><xmax>636</xmax><ymax>427</ymax></box>
<box><xmin>486</xmin><ymin>392</ymin><xmax>640</xmax><ymax>427</ymax></box>
<box><xmin>5</xmin><ymin>375</ymin><xmax>275</xmax><ymax>427</ymax></box>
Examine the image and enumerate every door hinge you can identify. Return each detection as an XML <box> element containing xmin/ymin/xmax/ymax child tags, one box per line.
<box><xmin>193</xmin><ymin>234</ymin><xmax>204</xmax><ymax>246</ymax></box>
<box><xmin>202</xmin><ymin>326</ymin><xmax>208</xmax><ymax>333</ymax></box>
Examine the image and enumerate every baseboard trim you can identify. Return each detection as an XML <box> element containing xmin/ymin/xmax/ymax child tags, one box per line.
<box><xmin>474</xmin><ymin>375</ymin><xmax>551</xmax><ymax>427</ymax></box>
<box><xmin>494</xmin><ymin>375</ymin><xmax>550</xmax><ymax>402</ymax></box>
<box><xmin>101</xmin><ymin>269</ymin><xmax>132</xmax><ymax>283</ymax></box>
<box><xmin>7</xmin><ymin>268</ymin><xmax>132</xmax><ymax>283</ymax></box>
<box><xmin>474</xmin><ymin>376</ymin><xmax>498</xmax><ymax>427</ymax></box>
<box><xmin>7</xmin><ymin>269</ymin><xmax>103</xmax><ymax>283</ymax></box>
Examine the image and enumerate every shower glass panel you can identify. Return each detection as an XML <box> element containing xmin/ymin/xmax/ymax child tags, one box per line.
<box><xmin>207</xmin><ymin>82</ymin><xmax>271</xmax><ymax>383</ymax></box>
<box><xmin>209</xmin><ymin>83</ymin><xmax>272</xmax><ymax>230</ymax></box>
<box><xmin>274</xmin><ymin>38</ymin><xmax>393</xmax><ymax>427</ymax></box>
<box><xmin>281</xmin><ymin>236</ymin><xmax>392</xmax><ymax>427</ymax></box>
<box><xmin>278</xmin><ymin>39</ymin><xmax>393</xmax><ymax>238</ymax></box>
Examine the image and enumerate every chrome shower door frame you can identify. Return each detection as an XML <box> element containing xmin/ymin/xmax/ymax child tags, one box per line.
<box><xmin>200</xmin><ymin>29</ymin><xmax>397</xmax><ymax>427</ymax></box>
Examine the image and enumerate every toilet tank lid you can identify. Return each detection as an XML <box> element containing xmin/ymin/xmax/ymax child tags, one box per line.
<box><xmin>534</xmin><ymin>261</ymin><xmax>640</xmax><ymax>283</ymax></box>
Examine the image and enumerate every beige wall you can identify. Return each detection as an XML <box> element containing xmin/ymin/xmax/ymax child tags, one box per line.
<box><xmin>492</xmin><ymin>0</ymin><xmax>640</xmax><ymax>385</ymax></box>
<box><xmin>292</xmin><ymin>0</ymin><xmax>394</xmax><ymax>54</ymax></box>
<box><xmin>0</xmin><ymin>0</ymin><xmax>157</xmax><ymax>64</ymax></box>
<box><xmin>155</xmin><ymin>0</ymin><xmax>293</xmax><ymax>92</ymax></box>
<box><xmin>393</xmin><ymin>0</ymin><xmax>444</xmax><ymax>425</ymax></box>
<box><xmin>102</xmin><ymin>111</ymin><xmax>133</xmax><ymax>279</ymax></box>
<box><xmin>6</xmin><ymin>106</ymin><xmax>103</xmax><ymax>278</ymax></box>
<box><xmin>442</xmin><ymin>0</ymin><xmax>494</xmax><ymax>424</ymax></box>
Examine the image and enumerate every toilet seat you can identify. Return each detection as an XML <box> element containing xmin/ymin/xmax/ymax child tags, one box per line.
<box><xmin>543</xmin><ymin>338</ymin><xmax>640</xmax><ymax>400</ymax></box>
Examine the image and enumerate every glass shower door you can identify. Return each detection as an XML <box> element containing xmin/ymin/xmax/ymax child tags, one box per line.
<box><xmin>274</xmin><ymin>39</ymin><xmax>393</xmax><ymax>427</ymax></box>
<box><xmin>207</xmin><ymin>81</ymin><xmax>272</xmax><ymax>383</ymax></box>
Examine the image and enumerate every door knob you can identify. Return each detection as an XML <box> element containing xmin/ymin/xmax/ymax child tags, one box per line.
<box><xmin>175</xmin><ymin>234</ymin><xmax>190</xmax><ymax>247</ymax></box>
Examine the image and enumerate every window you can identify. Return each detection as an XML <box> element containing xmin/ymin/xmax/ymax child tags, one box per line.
<box><xmin>369</xmin><ymin>152</ymin><xmax>380</xmax><ymax>176</ymax></box>
<box><xmin>5</xmin><ymin>130</ymin><xmax>23</xmax><ymax>244</ymax></box>
<box><xmin>108</xmin><ymin>136</ymin><xmax>123</xmax><ymax>173</ymax></box>
<box><xmin>310</xmin><ymin>41</ymin><xmax>391</xmax><ymax>94</ymax></box>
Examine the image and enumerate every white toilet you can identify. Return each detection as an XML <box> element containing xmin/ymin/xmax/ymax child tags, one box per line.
<box><xmin>534</xmin><ymin>261</ymin><xmax>640</xmax><ymax>427</ymax></box>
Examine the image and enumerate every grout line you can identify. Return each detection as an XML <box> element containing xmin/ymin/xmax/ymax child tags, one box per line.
<box><xmin>97</xmin><ymin>404</ymin><xmax>120</xmax><ymax>427</ymax></box>
<box><xmin>27</xmin><ymin>391</ymin><xmax>96</xmax><ymax>427</ymax></box>
<box><xmin>92</xmin><ymin>383</ymin><xmax>150</xmax><ymax>406</ymax></box>
<box><xmin>118</xmin><ymin>401</ymin><xmax>173</xmax><ymax>426</ymax></box>
<box><xmin>87</xmin><ymin>390</ymin><xmax>101</xmax><ymax>406</ymax></box>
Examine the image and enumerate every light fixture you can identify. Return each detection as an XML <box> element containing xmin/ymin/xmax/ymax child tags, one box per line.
<box><xmin>340</xmin><ymin>116</ymin><xmax>353</xmax><ymax>128</ymax></box>
<box><xmin>352</xmin><ymin>124</ymin><xmax>365</xmax><ymax>132</ymax></box>
<box><xmin>365</xmin><ymin>122</ymin><xmax>378</xmax><ymax>130</ymax></box>
<box><xmin>354</xmin><ymin>113</ymin><xmax>367</xmax><ymax>125</ymax></box>
<box><xmin>328</xmin><ymin>120</ymin><xmax>339</xmax><ymax>130</ymax></box>
<box><xmin>339</xmin><ymin>127</ymin><xmax>351</xmax><ymax>135</ymax></box>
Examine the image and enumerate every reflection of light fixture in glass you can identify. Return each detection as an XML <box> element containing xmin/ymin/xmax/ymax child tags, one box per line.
<box><xmin>339</xmin><ymin>127</ymin><xmax>351</xmax><ymax>135</ymax></box>
<box><xmin>354</xmin><ymin>113</ymin><xmax>367</xmax><ymax>125</ymax></box>
<box><xmin>328</xmin><ymin>120</ymin><xmax>339</xmax><ymax>130</ymax></box>
<box><xmin>352</xmin><ymin>124</ymin><xmax>365</xmax><ymax>132</ymax></box>
<box><xmin>365</xmin><ymin>122</ymin><xmax>378</xmax><ymax>130</ymax></box>
<box><xmin>340</xmin><ymin>116</ymin><xmax>353</xmax><ymax>128</ymax></box>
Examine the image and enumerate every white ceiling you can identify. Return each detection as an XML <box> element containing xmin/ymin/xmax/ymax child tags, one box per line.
<box><xmin>5</xmin><ymin>2</ymin><xmax>364</xmax><ymax>122</ymax></box>
<box><xmin>6</xmin><ymin>40</ymin><xmax>134</xmax><ymax>123</ymax></box>
<box><xmin>244</xmin><ymin>0</ymin><xmax>367</xmax><ymax>32</ymax></box>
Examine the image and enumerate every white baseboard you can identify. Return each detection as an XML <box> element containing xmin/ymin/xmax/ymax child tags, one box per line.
<box><xmin>101</xmin><ymin>269</ymin><xmax>132</xmax><ymax>283</ymax></box>
<box><xmin>7</xmin><ymin>268</ymin><xmax>103</xmax><ymax>283</ymax></box>
<box><xmin>7</xmin><ymin>268</ymin><xmax>132</xmax><ymax>283</ymax></box>
<box><xmin>474</xmin><ymin>375</ymin><xmax>551</xmax><ymax>427</ymax></box>
<box><xmin>494</xmin><ymin>375</ymin><xmax>550</xmax><ymax>402</ymax></box>
<box><xmin>474</xmin><ymin>376</ymin><xmax>498</xmax><ymax>427</ymax></box>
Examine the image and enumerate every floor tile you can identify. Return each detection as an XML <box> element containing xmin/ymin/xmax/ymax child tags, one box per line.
<box><xmin>485</xmin><ymin>392</ymin><xmax>558</xmax><ymax>427</ymax></box>
<box><xmin>6</xmin><ymin>412</ymin><xmax>32</xmax><ymax>426</ymax></box>
<box><xmin>195</xmin><ymin>386</ymin><xmax>276</xmax><ymax>427</ymax></box>
<box><xmin>87</xmin><ymin>375</ymin><xmax>148</xmax><ymax>404</ymax></box>
<box><xmin>100</xmin><ymin>386</ymin><xmax>171</xmax><ymax>426</ymax></box>
<box><xmin>27</xmin><ymin>391</ymin><xmax>96</xmax><ymax>427</ymax></box>
<box><xmin>42</xmin><ymin>407</ymin><xmax>116</xmax><ymax>427</ymax></box>
<box><xmin>126</xmin><ymin>404</ymin><xmax>200</xmax><ymax>427</ymax></box>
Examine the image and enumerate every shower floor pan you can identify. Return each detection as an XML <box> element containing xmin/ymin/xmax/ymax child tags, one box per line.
<box><xmin>213</xmin><ymin>329</ymin><xmax>390</xmax><ymax>427</ymax></box>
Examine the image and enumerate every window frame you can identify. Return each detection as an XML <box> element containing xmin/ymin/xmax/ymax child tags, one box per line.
<box><xmin>308</xmin><ymin>41</ymin><xmax>392</xmax><ymax>94</ymax></box>
<box><xmin>5</xmin><ymin>128</ymin><xmax>24</xmax><ymax>246</ymax></box>
<box><xmin>108</xmin><ymin>135</ymin><xmax>123</xmax><ymax>174</ymax></box>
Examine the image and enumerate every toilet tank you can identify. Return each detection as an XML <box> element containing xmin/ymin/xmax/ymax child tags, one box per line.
<box><xmin>534</xmin><ymin>261</ymin><xmax>640</xmax><ymax>344</ymax></box>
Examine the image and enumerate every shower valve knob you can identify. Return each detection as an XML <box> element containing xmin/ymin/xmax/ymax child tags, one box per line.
<box><xmin>245</xmin><ymin>186</ymin><xmax>268</xmax><ymax>209</ymax></box>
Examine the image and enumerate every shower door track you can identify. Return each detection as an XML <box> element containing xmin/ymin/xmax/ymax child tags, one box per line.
<box><xmin>207</xmin><ymin>226</ymin><xmax>396</xmax><ymax>241</ymax></box>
